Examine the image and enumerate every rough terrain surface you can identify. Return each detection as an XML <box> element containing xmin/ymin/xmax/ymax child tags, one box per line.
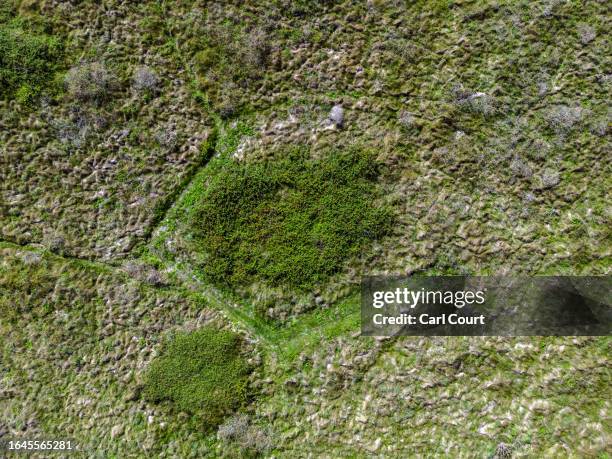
<box><xmin>1</xmin><ymin>0</ymin><xmax>610</xmax><ymax>457</ymax></box>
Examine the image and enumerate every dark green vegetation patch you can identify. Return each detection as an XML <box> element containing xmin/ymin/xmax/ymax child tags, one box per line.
<box><xmin>144</xmin><ymin>327</ymin><xmax>251</xmax><ymax>428</ymax></box>
<box><xmin>190</xmin><ymin>149</ymin><xmax>393</xmax><ymax>290</ymax></box>
<box><xmin>0</xmin><ymin>12</ymin><xmax>64</xmax><ymax>102</ymax></box>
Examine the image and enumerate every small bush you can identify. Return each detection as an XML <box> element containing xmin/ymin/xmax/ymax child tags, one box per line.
<box><xmin>143</xmin><ymin>327</ymin><xmax>251</xmax><ymax>428</ymax></box>
<box><xmin>546</xmin><ymin>105</ymin><xmax>584</xmax><ymax>134</ymax></box>
<box><xmin>155</xmin><ymin>125</ymin><xmax>178</xmax><ymax>150</ymax></box>
<box><xmin>132</xmin><ymin>65</ymin><xmax>159</xmax><ymax>93</ymax></box>
<box><xmin>0</xmin><ymin>1</ymin><xmax>16</xmax><ymax>23</ymax></box>
<box><xmin>15</xmin><ymin>83</ymin><xmax>36</xmax><ymax>104</ymax></box>
<box><xmin>65</xmin><ymin>62</ymin><xmax>113</xmax><ymax>103</ymax></box>
<box><xmin>190</xmin><ymin>148</ymin><xmax>393</xmax><ymax>290</ymax></box>
<box><xmin>398</xmin><ymin>110</ymin><xmax>416</xmax><ymax>129</ymax></box>
<box><xmin>218</xmin><ymin>414</ymin><xmax>272</xmax><ymax>456</ymax></box>
<box><xmin>242</xmin><ymin>27</ymin><xmax>270</xmax><ymax>68</ymax></box>
<box><xmin>577</xmin><ymin>23</ymin><xmax>596</xmax><ymax>44</ymax></box>
<box><xmin>509</xmin><ymin>158</ymin><xmax>533</xmax><ymax>179</ymax></box>
<box><xmin>194</xmin><ymin>48</ymin><xmax>219</xmax><ymax>70</ymax></box>
<box><xmin>451</xmin><ymin>84</ymin><xmax>495</xmax><ymax>116</ymax></box>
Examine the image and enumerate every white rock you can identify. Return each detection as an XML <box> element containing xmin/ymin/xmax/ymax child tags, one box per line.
<box><xmin>110</xmin><ymin>425</ymin><xmax>124</xmax><ymax>438</ymax></box>
<box><xmin>329</xmin><ymin>105</ymin><xmax>344</xmax><ymax>127</ymax></box>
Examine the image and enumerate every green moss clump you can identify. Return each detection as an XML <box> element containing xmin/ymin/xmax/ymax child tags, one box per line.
<box><xmin>0</xmin><ymin>17</ymin><xmax>64</xmax><ymax>100</ymax></box>
<box><xmin>190</xmin><ymin>148</ymin><xmax>393</xmax><ymax>290</ymax></box>
<box><xmin>143</xmin><ymin>327</ymin><xmax>251</xmax><ymax>428</ymax></box>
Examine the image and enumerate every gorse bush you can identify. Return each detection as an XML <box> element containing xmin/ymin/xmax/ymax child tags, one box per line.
<box><xmin>144</xmin><ymin>327</ymin><xmax>250</xmax><ymax>428</ymax></box>
<box><xmin>0</xmin><ymin>18</ymin><xmax>63</xmax><ymax>101</ymax></box>
<box><xmin>190</xmin><ymin>148</ymin><xmax>393</xmax><ymax>290</ymax></box>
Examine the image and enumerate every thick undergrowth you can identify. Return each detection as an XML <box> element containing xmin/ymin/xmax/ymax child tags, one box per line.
<box><xmin>190</xmin><ymin>148</ymin><xmax>393</xmax><ymax>290</ymax></box>
<box><xmin>143</xmin><ymin>326</ymin><xmax>251</xmax><ymax>429</ymax></box>
<box><xmin>0</xmin><ymin>9</ymin><xmax>64</xmax><ymax>103</ymax></box>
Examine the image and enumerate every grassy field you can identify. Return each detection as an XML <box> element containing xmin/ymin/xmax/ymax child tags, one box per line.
<box><xmin>1</xmin><ymin>0</ymin><xmax>610</xmax><ymax>457</ymax></box>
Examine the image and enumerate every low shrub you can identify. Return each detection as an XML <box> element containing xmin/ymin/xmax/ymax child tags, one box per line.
<box><xmin>545</xmin><ymin>105</ymin><xmax>584</xmax><ymax>134</ymax></box>
<box><xmin>65</xmin><ymin>62</ymin><xmax>114</xmax><ymax>104</ymax></box>
<box><xmin>190</xmin><ymin>148</ymin><xmax>393</xmax><ymax>290</ymax></box>
<box><xmin>143</xmin><ymin>327</ymin><xmax>251</xmax><ymax>428</ymax></box>
<box><xmin>218</xmin><ymin>414</ymin><xmax>272</xmax><ymax>456</ymax></box>
<box><xmin>132</xmin><ymin>65</ymin><xmax>159</xmax><ymax>93</ymax></box>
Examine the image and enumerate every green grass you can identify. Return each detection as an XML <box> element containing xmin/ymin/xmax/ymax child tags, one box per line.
<box><xmin>272</xmin><ymin>293</ymin><xmax>361</xmax><ymax>362</ymax></box>
<box><xmin>0</xmin><ymin>15</ymin><xmax>64</xmax><ymax>102</ymax></box>
<box><xmin>143</xmin><ymin>327</ymin><xmax>251</xmax><ymax>429</ymax></box>
<box><xmin>189</xmin><ymin>147</ymin><xmax>393</xmax><ymax>290</ymax></box>
<box><xmin>190</xmin><ymin>18</ymin><xmax>269</xmax><ymax>116</ymax></box>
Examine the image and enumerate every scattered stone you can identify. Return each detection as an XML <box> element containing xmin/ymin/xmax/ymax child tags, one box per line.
<box><xmin>20</xmin><ymin>251</ymin><xmax>42</xmax><ymax>266</ymax></box>
<box><xmin>110</xmin><ymin>425</ymin><xmax>124</xmax><ymax>438</ymax></box>
<box><xmin>577</xmin><ymin>24</ymin><xmax>596</xmax><ymax>44</ymax></box>
<box><xmin>529</xmin><ymin>399</ymin><xmax>552</xmax><ymax>413</ymax></box>
<box><xmin>366</xmin><ymin>437</ymin><xmax>382</xmax><ymax>452</ymax></box>
<box><xmin>541</xmin><ymin>169</ymin><xmax>560</xmax><ymax>189</ymax></box>
<box><xmin>329</xmin><ymin>105</ymin><xmax>344</xmax><ymax>128</ymax></box>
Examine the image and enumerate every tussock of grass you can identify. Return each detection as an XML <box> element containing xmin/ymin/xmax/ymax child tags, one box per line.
<box><xmin>143</xmin><ymin>327</ymin><xmax>251</xmax><ymax>428</ymax></box>
<box><xmin>190</xmin><ymin>148</ymin><xmax>393</xmax><ymax>290</ymax></box>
